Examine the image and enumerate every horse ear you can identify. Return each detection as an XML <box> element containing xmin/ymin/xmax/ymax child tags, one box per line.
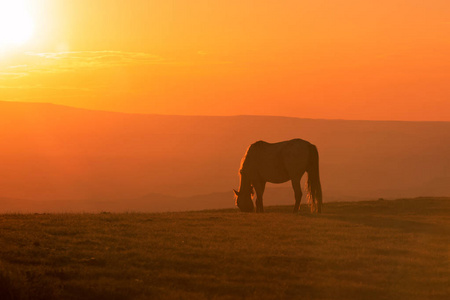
<box><xmin>233</xmin><ymin>189</ymin><xmax>239</xmax><ymax>196</ymax></box>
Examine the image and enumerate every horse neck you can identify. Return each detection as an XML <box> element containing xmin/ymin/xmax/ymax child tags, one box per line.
<box><xmin>238</xmin><ymin>172</ymin><xmax>252</xmax><ymax>195</ymax></box>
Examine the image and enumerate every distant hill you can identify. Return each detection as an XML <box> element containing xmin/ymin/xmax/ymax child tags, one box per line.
<box><xmin>0</xmin><ymin>188</ymin><xmax>371</xmax><ymax>213</ymax></box>
<box><xmin>0</xmin><ymin>101</ymin><xmax>449</xmax><ymax>212</ymax></box>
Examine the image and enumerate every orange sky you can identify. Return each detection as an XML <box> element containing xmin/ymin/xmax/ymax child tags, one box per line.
<box><xmin>0</xmin><ymin>0</ymin><xmax>449</xmax><ymax>121</ymax></box>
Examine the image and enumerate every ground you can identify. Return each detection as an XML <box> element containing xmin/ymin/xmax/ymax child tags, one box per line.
<box><xmin>0</xmin><ymin>198</ymin><xmax>449</xmax><ymax>299</ymax></box>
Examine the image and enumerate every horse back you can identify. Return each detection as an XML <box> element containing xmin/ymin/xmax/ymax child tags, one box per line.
<box><xmin>245</xmin><ymin>139</ymin><xmax>311</xmax><ymax>183</ymax></box>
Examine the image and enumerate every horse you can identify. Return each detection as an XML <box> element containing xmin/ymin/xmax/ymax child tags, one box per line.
<box><xmin>233</xmin><ymin>139</ymin><xmax>322</xmax><ymax>213</ymax></box>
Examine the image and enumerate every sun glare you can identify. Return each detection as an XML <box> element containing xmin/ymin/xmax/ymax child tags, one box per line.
<box><xmin>0</xmin><ymin>0</ymin><xmax>34</xmax><ymax>49</ymax></box>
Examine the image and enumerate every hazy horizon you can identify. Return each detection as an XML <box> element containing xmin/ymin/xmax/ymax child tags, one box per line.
<box><xmin>1</xmin><ymin>100</ymin><xmax>449</xmax><ymax>212</ymax></box>
<box><xmin>3</xmin><ymin>100</ymin><xmax>450</xmax><ymax>123</ymax></box>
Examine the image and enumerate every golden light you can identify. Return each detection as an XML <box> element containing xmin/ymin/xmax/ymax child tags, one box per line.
<box><xmin>0</xmin><ymin>0</ymin><xmax>34</xmax><ymax>49</ymax></box>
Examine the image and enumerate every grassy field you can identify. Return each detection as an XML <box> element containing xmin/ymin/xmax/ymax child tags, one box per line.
<box><xmin>0</xmin><ymin>198</ymin><xmax>449</xmax><ymax>300</ymax></box>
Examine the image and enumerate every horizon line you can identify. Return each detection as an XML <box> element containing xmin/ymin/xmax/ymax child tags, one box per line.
<box><xmin>1</xmin><ymin>100</ymin><xmax>449</xmax><ymax>123</ymax></box>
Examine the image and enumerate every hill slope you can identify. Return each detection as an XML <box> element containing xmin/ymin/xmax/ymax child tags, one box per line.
<box><xmin>0</xmin><ymin>198</ymin><xmax>449</xmax><ymax>299</ymax></box>
<box><xmin>0</xmin><ymin>101</ymin><xmax>449</xmax><ymax>211</ymax></box>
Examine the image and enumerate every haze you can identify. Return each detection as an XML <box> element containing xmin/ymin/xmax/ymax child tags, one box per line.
<box><xmin>0</xmin><ymin>101</ymin><xmax>449</xmax><ymax>212</ymax></box>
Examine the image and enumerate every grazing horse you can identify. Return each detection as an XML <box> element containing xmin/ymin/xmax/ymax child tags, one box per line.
<box><xmin>233</xmin><ymin>139</ymin><xmax>322</xmax><ymax>213</ymax></box>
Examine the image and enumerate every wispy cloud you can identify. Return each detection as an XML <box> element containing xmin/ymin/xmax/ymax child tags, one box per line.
<box><xmin>0</xmin><ymin>50</ymin><xmax>230</xmax><ymax>94</ymax></box>
<box><xmin>1</xmin><ymin>50</ymin><xmax>230</xmax><ymax>80</ymax></box>
<box><xmin>0</xmin><ymin>84</ymin><xmax>92</xmax><ymax>91</ymax></box>
<box><xmin>0</xmin><ymin>51</ymin><xmax>165</xmax><ymax>80</ymax></box>
<box><xmin>25</xmin><ymin>50</ymin><xmax>165</xmax><ymax>72</ymax></box>
<box><xmin>0</xmin><ymin>72</ymin><xmax>29</xmax><ymax>80</ymax></box>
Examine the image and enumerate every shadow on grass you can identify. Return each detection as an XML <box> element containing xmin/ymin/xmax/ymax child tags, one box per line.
<box><xmin>260</xmin><ymin>198</ymin><xmax>450</xmax><ymax>236</ymax></box>
<box><xmin>324</xmin><ymin>213</ymin><xmax>440</xmax><ymax>233</ymax></box>
<box><xmin>320</xmin><ymin>198</ymin><xmax>450</xmax><ymax>235</ymax></box>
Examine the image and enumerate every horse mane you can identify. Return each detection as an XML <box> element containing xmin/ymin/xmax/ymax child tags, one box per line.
<box><xmin>239</xmin><ymin>141</ymin><xmax>266</xmax><ymax>174</ymax></box>
<box><xmin>238</xmin><ymin>144</ymin><xmax>257</xmax><ymax>197</ymax></box>
<box><xmin>239</xmin><ymin>146</ymin><xmax>250</xmax><ymax>174</ymax></box>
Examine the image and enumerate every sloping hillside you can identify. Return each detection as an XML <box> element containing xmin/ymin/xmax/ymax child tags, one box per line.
<box><xmin>0</xmin><ymin>101</ymin><xmax>449</xmax><ymax>211</ymax></box>
<box><xmin>1</xmin><ymin>198</ymin><xmax>449</xmax><ymax>299</ymax></box>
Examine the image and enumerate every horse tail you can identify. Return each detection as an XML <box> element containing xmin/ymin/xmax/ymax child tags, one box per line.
<box><xmin>306</xmin><ymin>143</ymin><xmax>323</xmax><ymax>213</ymax></box>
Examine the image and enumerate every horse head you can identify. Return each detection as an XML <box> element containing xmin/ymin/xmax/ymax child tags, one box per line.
<box><xmin>233</xmin><ymin>189</ymin><xmax>254</xmax><ymax>212</ymax></box>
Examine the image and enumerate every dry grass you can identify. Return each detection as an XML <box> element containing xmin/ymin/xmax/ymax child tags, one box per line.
<box><xmin>0</xmin><ymin>198</ymin><xmax>449</xmax><ymax>299</ymax></box>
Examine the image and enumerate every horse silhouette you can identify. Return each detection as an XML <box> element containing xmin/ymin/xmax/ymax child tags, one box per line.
<box><xmin>234</xmin><ymin>139</ymin><xmax>322</xmax><ymax>213</ymax></box>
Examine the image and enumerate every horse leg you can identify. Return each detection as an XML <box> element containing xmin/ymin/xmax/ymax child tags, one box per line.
<box><xmin>291</xmin><ymin>178</ymin><xmax>302</xmax><ymax>213</ymax></box>
<box><xmin>254</xmin><ymin>181</ymin><xmax>266</xmax><ymax>213</ymax></box>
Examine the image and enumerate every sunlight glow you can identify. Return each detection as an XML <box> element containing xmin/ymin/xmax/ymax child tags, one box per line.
<box><xmin>0</xmin><ymin>0</ymin><xmax>34</xmax><ymax>49</ymax></box>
